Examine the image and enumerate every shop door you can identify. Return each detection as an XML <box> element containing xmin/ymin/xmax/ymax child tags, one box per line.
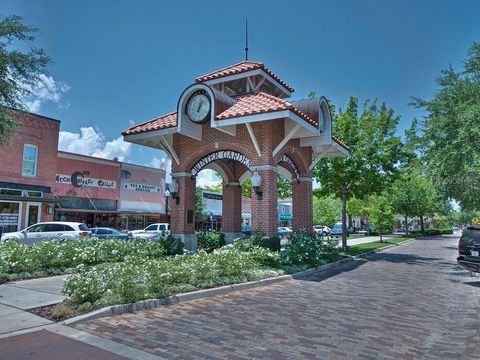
<box><xmin>26</xmin><ymin>202</ymin><xmax>41</xmax><ymax>227</ymax></box>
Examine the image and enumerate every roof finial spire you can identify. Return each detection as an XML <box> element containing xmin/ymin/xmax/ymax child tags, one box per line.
<box><xmin>245</xmin><ymin>19</ymin><xmax>249</xmax><ymax>61</ymax></box>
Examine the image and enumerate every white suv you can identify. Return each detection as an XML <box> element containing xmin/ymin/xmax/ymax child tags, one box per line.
<box><xmin>0</xmin><ymin>222</ymin><xmax>92</xmax><ymax>244</ymax></box>
<box><xmin>129</xmin><ymin>223</ymin><xmax>170</xmax><ymax>240</ymax></box>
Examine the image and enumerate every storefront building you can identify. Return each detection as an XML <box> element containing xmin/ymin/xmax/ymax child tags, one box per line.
<box><xmin>0</xmin><ymin>109</ymin><xmax>167</xmax><ymax>233</ymax></box>
<box><xmin>0</xmin><ymin>110</ymin><xmax>59</xmax><ymax>233</ymax></box>
<box><xmin>117</xmin><ymin>163</ymin><xmax>167</xmax><ymax>230</ymax></box>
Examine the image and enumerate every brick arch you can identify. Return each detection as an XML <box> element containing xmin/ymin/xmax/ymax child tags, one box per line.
<box><xmin>179</xmin><ymin>142</ymin><xmax>257</xmax><ymax>175</ymax></box>
<box><xmin>274</xmin><ymin>144</ymin><xmax>310</xmax><ymax>178</ymax></box>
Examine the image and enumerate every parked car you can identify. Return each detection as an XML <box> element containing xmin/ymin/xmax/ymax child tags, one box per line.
<box><xmin>457</xmin><ymin>226</ymin><xmax>480</xmax><ymax>273</ymax></box>
<box><xmin>241</xmin><ymin>225</ymin><xmax>251</xmax><ymax>236</ymax></box>
<box><xmin>129</xmin><ymin>223</ymin><xmax>170</xmax><ymax>237</ymax></box>
<box><xmin>313</xmin><ymin>225</ymin><xmax>331</xmax><ymax>236</ymax></box>
<box><xmin>0</xmin><ymin>222</ymin><xmax>91</xmax><ymax>245</ymax></box>
<box><xmin>330</xmin><ymin>223</ymin><xmax>350</xmax><ymax>237</ymax></box>
<box><xmin>90</xmin><ymin>227</ymin><xmax>131</xmax><ymax>240</ymax></box>
<box><xmin>278</xmin><ymin>227</ymin><xmax>293</xmax><ymax>238</ymax></box>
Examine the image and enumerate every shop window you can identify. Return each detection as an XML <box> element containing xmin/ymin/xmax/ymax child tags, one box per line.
<box><xmin>22</xmin><ymin>144</ymin><xmax>38</xmax><ymax>177</ymax></box>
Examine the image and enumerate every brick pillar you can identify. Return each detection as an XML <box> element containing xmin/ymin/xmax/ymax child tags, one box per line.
<box><xmin>170</xmin><ymin>175</ymin><xmax>197</xmax><ymax>251</ymax></box>
<box><xmin>251</xmin><ymin>169</ymin><xmax>277</xmax><ymax>236</ymax></box>
<box><xmin>292</xmin><ymin>178</ymin><xmax>313</xmax><ymax>233</ymax></box>
<box><xmin>222</xmin><ymin>182</ymin><xmax>242</xmax><ymax>243</ymax></box>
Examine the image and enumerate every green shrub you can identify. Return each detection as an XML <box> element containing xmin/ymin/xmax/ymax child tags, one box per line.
<box><xmin>158</xmin><ymin>235</ymin><xmax>184</xmax><ymax>256</ymax></box>
<box><xmin>411</xmin><ymin>228</ymin><xmax>454</xmax><ymax>236</ymax></box>
<box><xmin>281</xmin><ymin>233</ymin><xmax>339</xmax><ymax>268</ymax></box>
<box><xmin>196</xmin><ymin>231</ymin><xmax>226</xmax><ymax>253</ymax></box>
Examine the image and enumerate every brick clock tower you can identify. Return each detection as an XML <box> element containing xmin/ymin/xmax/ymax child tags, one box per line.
<box><xmin>123</xmin><ymin>61</ymin><xmax>348</xmax><ymax>250</ymax></box>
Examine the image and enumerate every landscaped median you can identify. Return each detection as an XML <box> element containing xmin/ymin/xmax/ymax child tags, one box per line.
<box><xmin>0</xmin><ymin>233</ymin><xmax>414</xmax><ymax>321</ymax></box>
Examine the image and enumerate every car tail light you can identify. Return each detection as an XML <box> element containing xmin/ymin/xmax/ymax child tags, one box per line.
<box><xmin>79</xmin><ymin>231</ymin><xmax>89</xmax><ymax>237</ymax></box>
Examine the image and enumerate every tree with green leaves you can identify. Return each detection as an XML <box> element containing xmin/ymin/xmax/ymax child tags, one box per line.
<box><xmin>0</xmin><ymin>15</ymin><xmax>50</xmax><ymax>144</ymax></box>
<box><xmin>347</xmin><ymin>197</ymin><xmax>372</xmax><ymax>235</ymax></box>
<box><xmin>369</xmin><ymin>194</ymin><xmax>395</xmax><ymax>242</ymax></box>
<box><xmin>195</xmin><ymin>187</ymin><xmax>206</xmax><ymax>222</ymax></box>
<box><xmin>391</xmin><ymin>170</ymin><xmax>438</xmax><ymax>234</ymax></box>
<box><xmin>312</xmin><ymin>194</ymin><xmax>341</xmax><ymax>227</ymax></box>
<box><xmin>313</xmin><ymin>96</ymin><xmax>404</xmax><ymax>250</ymax></box>
<box><xmin>412</xmin><ymin>42</ymin><xmax>480</xmax><ymax>210</ymax></box>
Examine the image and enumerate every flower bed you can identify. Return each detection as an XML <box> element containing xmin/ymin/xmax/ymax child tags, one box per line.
<box><xmin>0</xmin><ymin>237</ymin><xmax>166</xmax><ymax>281</ymax></box>
<box><xmin>63</xmin><ymin>244</ymin><xmax>283</xmax><ymax>308</ymax></box>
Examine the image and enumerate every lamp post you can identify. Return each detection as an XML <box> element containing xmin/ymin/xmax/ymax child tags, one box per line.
<box><xmin>251</xmin><ymin>170</ymin><xmax>263</xmax><ymax>200</ymax></box>
<box><xmin>164</xmin><ymin>188</ymin><xmax>170</xmax><ymax>223</ymax></box>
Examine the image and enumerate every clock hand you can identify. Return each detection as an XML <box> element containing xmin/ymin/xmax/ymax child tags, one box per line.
<box><xmin>197</xmin><ymin>101</ymin><xmax>203</xmax><ymax>112</ymax></box>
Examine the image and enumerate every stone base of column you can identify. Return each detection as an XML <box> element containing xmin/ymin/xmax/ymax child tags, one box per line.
<box><xmin>224</xmin><ymin>232</ymin><xmax>243</xmax><ymax>244</ymax></box>
<box><xmin>173</xmin><ymin>233</ymin><xmax>197</xmax><ymax>252</ymax></box>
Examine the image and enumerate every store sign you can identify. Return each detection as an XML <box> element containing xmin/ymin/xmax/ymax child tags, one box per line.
<box><xmin>124</xmin><ymin>183</ymin><xmax>161</xmax><ymax>193</ymax></box>
<box><xmin>56</xmin><ymin>173</ymin><xmax>117</xmax><ymax>189</ymax></box>
<box><xmin>278</xmin><ymin>155</ymin><xmax>300</xmax><ymax>182</ymax></box>
<box><xmin>0</xmin><ymin>214</ymin><xmax>18</xmax><ymax>226</ymax></box>
<box><xmin>191</xmin><ymin>151</ymin><xmax>252</xmax><ymax>176</ymax></box>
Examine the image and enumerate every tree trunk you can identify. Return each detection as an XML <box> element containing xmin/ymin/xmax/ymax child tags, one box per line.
<box><xmin>420</xmin><ymin>215</ymin><xmax>425</xmax><ymax>234</ymax></box>
<box><xmin>380</xmin><ymin>231</ymin><xmax>383</xmax><ymax>242</ymax></box>
<box><xmin>341</xmin><ymin>188</ymin><xmax>348</xmax><ymax>252</ymax></box>
<box><xmin>366</xmin><ymin>217</ymin><xmax>370</xmax><ymax>236</ymax></box>
<box><xmin>404</xmin><ymin>215</ymin><xmax>408</xmax><ymax>235</ymax></box>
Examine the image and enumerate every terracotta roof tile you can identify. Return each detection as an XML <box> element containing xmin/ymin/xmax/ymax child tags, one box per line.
<box><xmin>216</xmin><ymin>92</ymin><xmax>318</xmax><ymax>127</ymax></box>
<box><xmin>196</xmin><ymin>61</ymin><xmax>294</xmax><ymax>93</ymax></box>
<box><xmin>122</xmin><ymin>112</ymin><xmax>177</xmax><ymax>136</ymax></box>
<box><xmin>332</xmin><ymin>135</ymin><xmax>350</xmax><ymax>151</ymax></box>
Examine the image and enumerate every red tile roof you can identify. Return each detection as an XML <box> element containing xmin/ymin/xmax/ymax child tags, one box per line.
<box><xmin>216</xmin><ymin>92</ymin><xmax>318</xmax><ymax>127</ymax></box>
<box><xmin>332</xmin><ymin>135</ymin><xmax>350</xmax><ymax>151</ymax></box>
<box><xmin>122</xmin><ymin>112</ymin><xmax>177</xmax><ymax>136</ymax></box>
<box><xmin>196</xmin><ymin>61</ymin><xmax>294</xmax><ymax>93</ymax></box>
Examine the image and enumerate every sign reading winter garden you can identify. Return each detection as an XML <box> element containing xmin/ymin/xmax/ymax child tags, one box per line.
<box><xmin>278</xmin><ymin>154</ymin><xmax>300</xmax><ymax>182</ymax></box>
<box><xmin>191</xmin><ymin>151</ymin><xmax>253</xmax><ymax>176</ymax></box>
<box><xmin>56</xmin><ymin>173</ymin><xmax>117</xmax><ymax>189</ymax></box>
<box><xmin>124</xmin><ymin>183</ymin><xmax>162</xmax><ymax>193</ymax></box>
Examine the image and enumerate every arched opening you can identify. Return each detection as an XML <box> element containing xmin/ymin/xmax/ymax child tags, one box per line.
<box><xmin>190</xmin><ymin>150</ymin><xmax>254</xmax><ymax>242</ymax></box>
<box><xmin>195</xmin><ymin>168</ymin><xmax>223</xmax><ymax>232</ymax></box>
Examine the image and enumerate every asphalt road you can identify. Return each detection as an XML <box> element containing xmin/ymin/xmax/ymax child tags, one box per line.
<box><xmin>72</xmin><ymin>233</ymin><xmax>480</xmax><ymax>359</ymax></box>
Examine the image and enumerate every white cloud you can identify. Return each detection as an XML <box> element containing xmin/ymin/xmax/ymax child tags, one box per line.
<box><xmin>147</xmin><ymin>155</ymin><xmax>172</xmax><ymax>182</ymax></box>
<box><xmin>22</xmin><ymin>74</ymin><xmax>70</xmax><ymax>112</ymax></box>
<box><xmin>196</xmin><ymin>169</ymin><xmax>222</xmax><ymax>188</ymax></box>
<box><xmin>129</xmin><ymin>119</ymin><xmax>135</xmax><ymax>126</ymax></box>
<box><xmin>59</xmin><ymin>127</ymin><xmax>132</xmax><ymax>161</ymax></box>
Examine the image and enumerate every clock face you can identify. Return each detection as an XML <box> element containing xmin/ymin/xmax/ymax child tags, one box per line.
<box><xmin>186</xmin><ymin>90</ymin><xmax>211</xmax><ymax>123</ymax></box>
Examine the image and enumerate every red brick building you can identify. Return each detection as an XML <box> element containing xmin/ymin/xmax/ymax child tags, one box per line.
<box><xmin>123</xmin><ymin>61</ymin><xmax>348</xmax><ymax>250</ymax></box>
<box><xmin>0</xmin><ymin>110</ymin><xmax>59</xmax><ymax>232</ymax></box>
<box><xmin>0</xmin><ymin>109</ymin><xmax>167</xmax><ymax>232</ymax></box>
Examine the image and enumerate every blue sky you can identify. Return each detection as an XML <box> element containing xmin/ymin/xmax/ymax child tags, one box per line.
<box><xmin>3</xmin><ymin>0</ymin><xmax>480</xmax><ymax>185</ymax></box>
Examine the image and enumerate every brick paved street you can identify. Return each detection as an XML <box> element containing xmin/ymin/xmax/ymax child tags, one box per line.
<box><xmin>73</xmin><ymin>235</ymin><xmax>480</xmax><ymax>359</ymax></box>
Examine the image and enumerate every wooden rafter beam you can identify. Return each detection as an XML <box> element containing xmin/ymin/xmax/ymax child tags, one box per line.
<box><xmin>309</xmin><ymin>147</ymin><xmax>330</xmax><ymax>170</ymax></box>
<box><xmin>160</xmin><ymin>135</ymin><xmax>180</xmax><ymax>165</ymax></box>
<box><xmin>272</xmin><ymin>124</ymin><xmax>301</xmax><ymax>157</ymax></box>
<box><xmin>246</xmin><ymin>123</ymin><xmax>262</xmax><ymax>157</ymax></box>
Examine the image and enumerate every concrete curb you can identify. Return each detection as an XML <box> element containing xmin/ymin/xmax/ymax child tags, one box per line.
<box><xmin>63</xmin><ymin>275</ymin><xmax>293</xmax><ymax>325</ymax></box>
<box><xmin>64</xmin><ymin>237</ymin><xmax>416</xmax><ymax>325</ymax></box>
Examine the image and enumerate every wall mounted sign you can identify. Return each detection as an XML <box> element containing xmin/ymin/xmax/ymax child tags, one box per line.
<box><xmin>203</xmin><ymin>193</ymin><xmax>222</xmax><ymax>200</ymax></box>
<box><xmin>278</xmin><ymin>155</ymin><xmax>300</xmax><ymax>182</ymax></box>
<box><xmin>191</xmin><ymin>151</ymin><xmax>253</xmax><ymax>176</ymax></box>
<box><xmin>56</xmin><ymin>173</ymin><xmax>117</xmax><ymax>189</ymax></box>
<box><xmin>0</xmin><ymin>214</ymin><xmax>19</xmax><ymax>226</ymax></box>
<box><xmin>124</xmin><ymin>183</ymin><xmax>161</xmax><ymax>193</ymax></box>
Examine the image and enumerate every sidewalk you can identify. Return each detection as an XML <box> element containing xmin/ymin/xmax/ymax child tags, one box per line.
<box><xmin>0</xmin><ymin>234</ymin><xmax>401</xmax><ymax>359</ymax></box>
<box><xmin>0</xmin><ymin>276</ymin><xmax>160</xmax><ymax>359</ymax></box>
